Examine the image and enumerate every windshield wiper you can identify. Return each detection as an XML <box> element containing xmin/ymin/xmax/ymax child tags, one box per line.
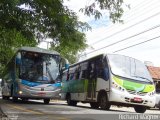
<box><xmin>132</xmin><ymin>76</ymin><xmax>152</xmax><ymax>83</ymax></box>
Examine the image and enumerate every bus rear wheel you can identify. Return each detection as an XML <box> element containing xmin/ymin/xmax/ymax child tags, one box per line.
<box><xmin>44</xmin><ymin>99</ymin><xmax>50</xmax><ymax>104</ymax></box>
<box><xmin>66</xmin><ymin>94</ymin><xmax>77</xmax><ymax>106</ymax></box>
<box><xmin>134</xmin><ymin>106</ymin><xmax>146</xmax><ymax>113</ymax></box>
<box><xmin>12</xmin><ymin>97</ymin><xmax>18</xmax><ymax>102</ymax></box>
<box><xmin>90</xmin><ymin>102</ymin><xmax>99</xmax><ymax>109</ymax></box>
<box><xmin>2</xmin><ymin>96</ymin><xmax>9</xmax><ymax>100</ymax></box>
<box><xmin>99</xmin><ymin>92</ymin><xmax>110</xmax><ymax>110</ymax></box>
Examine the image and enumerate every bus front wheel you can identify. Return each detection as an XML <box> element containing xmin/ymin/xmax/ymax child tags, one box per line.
<box><xmin>44</xmin><ymin>99</ymin><xmax>50</xmax><ymax>104</ymax></box>
<box><xmin>134</xmin><ymin>106</ymin><xmax>146</xmax><ymax>113</ymax></box>
<box><xmin>98</xmin><ymin>92</ymin><xmax>110</xmax><ymax>110</ymax></box>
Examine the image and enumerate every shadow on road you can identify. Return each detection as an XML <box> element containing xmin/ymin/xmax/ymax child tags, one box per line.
<box><xmin>0</xmin><ymin>98</ymin><xmax>135</xmax><ymax>113</ymax></box>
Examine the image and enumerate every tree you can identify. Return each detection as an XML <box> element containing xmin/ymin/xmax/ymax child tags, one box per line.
<box><xmin>0</xmin><ymin>0</ymin><xmax>90</xmax><ymax>67</ymax></box>
<box><xmin>80</xmin><ymin>0</ymin><xmax>126</xmax><ymax>23</ymax></box>
<box><xmin>50</xmin><ymin>31</ymin><xmax>87</xmax><ymax>63</ymax></box>
<box><xmin>0</xmin><ymin>27</ymin><xmax>37</xmax><ymax>76</ymax></box>
<box><xmin>0</xmin><ymin>0</ymin><xmax>125</xmax><ymax>69</ymax></box>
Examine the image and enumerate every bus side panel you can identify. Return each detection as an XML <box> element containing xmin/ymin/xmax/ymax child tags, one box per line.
<box><xmin>70</xmin><ymin>79</ymin><xmax>88</xmax><ymax>101</ymax></box>
<box><xmin>96</xmin><ymin>78</ymin><xmax>110</xmax><ymax>92</ymax></box>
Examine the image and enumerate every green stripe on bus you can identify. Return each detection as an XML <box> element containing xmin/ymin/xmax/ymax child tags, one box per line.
<box><xmin>113</xmin><ymin>76</ymin><xmax>123</xmax><ymax>86</ymax></box>
<box><xmin>113</xmin><ymin>76</ymin><xmax>155</xmax><ymax>92</ymax></box>
<box><xmin>62</xmin><ymin>79</ymin><xmax>89</xmax><ymax>93</ymax></box>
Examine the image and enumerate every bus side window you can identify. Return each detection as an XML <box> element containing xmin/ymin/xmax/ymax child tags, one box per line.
<box><xmin>103</xmin><ymin>66</ymin><xmax>109</xmax><ymax>80</ymax></box>
<box><xmin>62</xmin><ymin>72</ymin><xmax>68</xmax><ymax>81</ymax></box>
<box><xmin>75</xmin><ymin>72</ymin><xmax>80</xmax><ymax>79</ymax></box>
<box><xmin>66</xmin><ymin>73</ymin><xmax>70</xmax><ymax>81</ymax></box>
<box><xmin>96</xmin><ymin>59</ymin><xmax>103</xmax><ymax>78</ymax></box>
<box><xmin>103</xmin><ymin>59</ymin><xmax>109</xmax><ymax>81</ymax></box>
<box><xmin>69</xmin><ymin>73</ymin><xmax>74</xmax><ymax>80</ymax></box>
<box><xmin>96</xmin><ymin>58</ymin><xmax>109</xmax><ymax>81</ymax></box>
<box><xmin>81</xmin><ymin>70</ymin><xmax>87</xmax><ymax>79</ymax></box>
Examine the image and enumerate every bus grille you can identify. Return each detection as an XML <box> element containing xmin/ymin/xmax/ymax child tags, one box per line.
<box><xmin>127</xmin><ymin>89</ymin><xmax>147</xmax><ymax>96</ymax></box>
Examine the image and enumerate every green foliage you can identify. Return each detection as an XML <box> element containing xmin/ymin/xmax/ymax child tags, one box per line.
<box><xmin>50</xmin><ymin>31</ymin><xmax>87</xmax><ymax>64</ymax></box>
<box><xmin>0</xmin><ymin>0</ymin><xmax>125</xmax><ymax>68</ymax></box>
<box><xmin>0</xmin><ymin>0</ymin><xmax>90</xmax><ymax>67</ymax></box>
<box><xmin>0</xmin><ymin>27</ymin><xmax>37</xmax><ymax>76</ymax></box>
<box><xmin>80</xmin><ymin>0</ymin><xmax>125</xmax><ymax>23</ymax></box>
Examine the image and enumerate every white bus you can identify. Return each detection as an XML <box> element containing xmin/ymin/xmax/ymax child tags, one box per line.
<box><xmin>1</xmin><ymin>47</ymin><xmax>67</xmax><ymax>104</ymax></box>
<box><xmin>61</xmin><ymin>54</ymin><xmax>156</xmax><ymax>113</ymax></box>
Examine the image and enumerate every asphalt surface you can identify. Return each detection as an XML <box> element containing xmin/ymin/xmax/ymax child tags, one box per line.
<box><xmin>0</xmin><ymin>98</ymin><xmax>160</xmax><ymax>120</ymax></box>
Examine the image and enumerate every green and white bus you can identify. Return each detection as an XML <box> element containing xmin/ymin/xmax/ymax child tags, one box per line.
<box><xmin>61</xmin><ymin>54</ymin><xmax>156</xmax><ymax>113</ymax></box>
<box><xmin>1</xmin><ymin>47</ymin><xmax>68</xmax><ymax>104</ymax></box>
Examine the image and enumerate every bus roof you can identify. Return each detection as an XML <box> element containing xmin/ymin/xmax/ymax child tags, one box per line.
<box><xmin>69</xmin><ymin>53</ymin><xmax>143</xmax><ymax>68</ymax></box>
<box><xmin>69</xmin><ymin>54</ymin><xmax>104</xmax><ymax>67</ymax></box>
<box><xmin>18</xmin><ymin>47</ymin><xmax>60</xmax><ymax>55</ymax></box>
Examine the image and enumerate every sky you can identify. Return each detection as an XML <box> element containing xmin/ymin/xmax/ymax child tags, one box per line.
<box><xmin>39</xmin><ymin>0</ymin><xmax>160</xmax><ymax>67</ymax></box>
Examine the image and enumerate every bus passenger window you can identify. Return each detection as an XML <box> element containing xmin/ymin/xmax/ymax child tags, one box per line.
<box><xmin>81</xmin><ymin>70</ymin><xmax>87</xmax><ymax>79</ymax></box>
<box><xmin>66</xmin><ymin>74</ymin><xmax>69</xmax><ymax>81</ymax></box>
<box><xmin>69</xmin><ymin>73</ymin><xmax>74</xmax><ymax>80</ymax></box>
<box><xmin>97</xmin><ymin>69</ymin><xmax>103</xmax><ymax>78</ymax></box>
<box><xmin>75</xmin><ymin>72</ymin><xmax>80</xmax><ymax>79</ymax></box>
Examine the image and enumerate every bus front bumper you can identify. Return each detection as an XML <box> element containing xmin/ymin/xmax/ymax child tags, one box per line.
<box><xmin>109</xmin><ymin>88</ymin><xmax>156</xmax><ymax>108</ymax></box>
<box><xmin>16</xmin><ymin>85</ymin><xmax>61</xmax><ymax>99</ymax></box>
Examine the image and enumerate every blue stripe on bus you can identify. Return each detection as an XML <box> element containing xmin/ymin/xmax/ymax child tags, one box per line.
<box><xmin>21</xmin><ymin>80</ymin><xmax>42</xmax><ymax>87</ymax></box>
<box><xmin>21</xmin><ymin>80</ymin><xmax>61</xmax><ymax>87</ymax></box>
<box><xmin>53</xmin><ymin>82</ymin><xmax>61</xmax><ymax>87</ymax></box>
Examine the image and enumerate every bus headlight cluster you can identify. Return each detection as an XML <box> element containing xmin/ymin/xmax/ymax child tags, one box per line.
<box><xmin>112</xmin><ymin>82</ymin><xmax>125</xmax><ymax>91</ymax></box>
<box><xmin>19</xmin><ymin>91</ymin><xmax>23</xmax><ymax>95</ymax></box>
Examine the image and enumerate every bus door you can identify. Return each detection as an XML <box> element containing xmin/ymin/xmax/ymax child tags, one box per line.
<box><xmin>87</xmin><ymin>61</ymin><xmax>97</xmax><ymax>100</ymax></box>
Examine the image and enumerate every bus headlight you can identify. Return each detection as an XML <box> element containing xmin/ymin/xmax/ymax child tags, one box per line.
<box><xmin>19</xmin><ymin>91</ymin><xmax>23</xmax><ymax>95</ymax></box>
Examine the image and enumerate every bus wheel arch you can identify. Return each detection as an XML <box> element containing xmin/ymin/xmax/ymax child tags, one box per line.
<box><xmin>97</xmin><ymin>90</ymin><xmax>111</xmax><ymax>110</ymax></box>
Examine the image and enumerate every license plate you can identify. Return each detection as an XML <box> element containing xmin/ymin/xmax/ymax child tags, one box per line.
<box><xmin>133</xmin><ymin>97</ymin><xmax>142</xmax><ymax>102</ymax></box>
<box><xmin>38</xmin><ymin>92</ymin><xmax>46</xmax><ymax>96</ymax></box>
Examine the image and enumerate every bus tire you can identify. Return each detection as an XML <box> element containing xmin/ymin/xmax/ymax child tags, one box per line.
<box><xmin>66</xmin><ymin>94</ymin><xmax>77</xmax><ymax>106</ymax></box>
<box><xmin>5</xmin><ymin>96</ymin><xmax>10</xmax><ymax>100</ymax></box>
<box><xmin>12</xmin><ymin>97</ymin><xmax>18</xmax><ymax>102</ymax></box>
<box><xmin>2</xmin><ymin>95</ymin><xmax>6</xmax><ymax>100</ymax></box>
<box><xmin>134</xmin><ymin>106</ymin><xmax>146</xmax><ymax>113</ymax></box>
<box><xmin>66</xmin><ymin>94</ymin><xmax>72</xmax><ymax>105</ymax></box>
<box><xmin>72</xmin><ymin>101</ymin><xmax>77</xmax><ymax>106</ymax></box>
<box><xmin>98</xmin><ymin>92</ymin><xmax>110</xmax><ymax>110</ymax></box>
<box><xmin>44</xmin><ymin>99</ymin><xmax>50</xmax><ymax>104</ymax></box>
<box><xmin>90</xmin><ymin>102</ymin><xmax>99</xmax><ymax>109</ymax></box>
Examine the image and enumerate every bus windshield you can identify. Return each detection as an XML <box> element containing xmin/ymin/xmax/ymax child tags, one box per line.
<box><xmin>20</xmin><ymin>51</ymin><xmax>60</xmax><ymax>83</ymax></box>
<box><xmin>107</xmin><ymin>54</ymin><xmax>153</xmax><ymax>83</ymax></box>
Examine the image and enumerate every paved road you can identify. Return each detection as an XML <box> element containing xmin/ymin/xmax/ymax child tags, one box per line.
<box><xmin>0</xmin><ymin>98</ymin><xmax>160</xmax><ymax>120</ymax></box>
